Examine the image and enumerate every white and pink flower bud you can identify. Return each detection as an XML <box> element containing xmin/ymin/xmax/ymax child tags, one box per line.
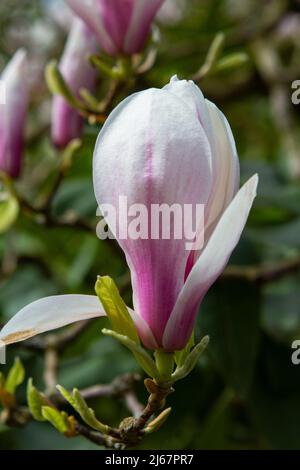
<box><xmin>93</xmin><ymin>76</ymin><xmax>258</xmax><ymax>350</ymax></box>
<box><xmin>0</xmin><ymin>77</ymin><xmax>258</xmax><ymax>354</ymax></box>
<box><xmin>0</xmin><ymin>49</ymin><xmax>29</xmax><ymax>178</ymax></box>
<box><xmin>51</xmin><ymin>18</ymin><xmax>98</xmax><ymax>148</ymax></box>
<box><xmin>65</xmin><ymin>0</ymin><xmax>165</xmax><ymax>56</ymax></box>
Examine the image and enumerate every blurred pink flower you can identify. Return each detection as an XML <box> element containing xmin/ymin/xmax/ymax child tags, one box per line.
<box><xmin>52</xmin><ymin>18</ymin><xmax>98</xmax><ymax>148</ymax></box>
<box><xmin>0</xmin><ymin>49</ymin><xmax>29</xmax><ymax>178</ymax></box>
<box><xmin>66</xmin><ymin>0</ymin><xmax>165</xmax><ymax>56</ymax></box>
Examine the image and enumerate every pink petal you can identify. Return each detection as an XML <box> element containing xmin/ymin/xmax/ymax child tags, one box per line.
<box><xmin>52</xmin><ymin>18</ymin><xmax>98</xmax><ymax>147</ymax></box>
<box><xmin>163</xmin><ymin>174</ymin><xmax>258</xmax><ymax>350</ymax></box>
<box><xmin>124</xmin><ymin>0</ymin><xmax>165</xmax><ymax>54</ymax></box>
<box><xmin>0</xmin><ymin>49</ymin><xmax>28</xmax><ymax>178</ymax></box>
<box><xmin>66</xmin><ymin>0</ymin><xmax>117</xmax><ymax>54</ymax></box>
<box><xmin>128</xmin><ymin>308</ymin><xmax>158</xmax><ymax>349</ymax></box>
<box><xmin>99</xmin><ymin>0</ymin><xmax>134</xmax><ymax>52</ymax></box>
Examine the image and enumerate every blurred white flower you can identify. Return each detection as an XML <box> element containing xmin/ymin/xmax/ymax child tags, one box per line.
<box><xmin>157</xmin><ymin>0</ymin><xmax>187</xmax><ymax>25</ymax></box>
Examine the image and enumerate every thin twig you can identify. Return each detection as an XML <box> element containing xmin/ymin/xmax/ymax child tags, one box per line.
<box><xmin>44</xmin><ymin>345</ymin><xmax>59</xmax><ymax>395</ymax></box>
<box><xmin>124</xmin><ymin>391</ymin><xmax>144</xmax><ymax>418</ymax></box>
<box><xmin>222</xmin><ymin>256</ymin><xmax>300</xmax><ymax>283</ymax></box>
<box><xmin>75</xmin><ymin>422</ymin><xmax>122</xmax><ymax>449</ymax></box>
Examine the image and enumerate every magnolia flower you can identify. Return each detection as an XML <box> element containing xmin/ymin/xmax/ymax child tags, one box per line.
<box><xmin>0</xmin><ymin>49</ymin><xmax>29</xmax><ymax>178</ymax></box>
<box><xmin>52</xmin><ymin>18</ymin><xmax>98</xmax><ymax>148</ymax></box>
<box><xmin>0</xmin><ymin>77</ymin><xmax>258</xmax><ymax>352</ymax></box>
<box><xmin>65</xmin><ymin>0</ymin><xmax>165</xmax><ymax>56</ymax></box>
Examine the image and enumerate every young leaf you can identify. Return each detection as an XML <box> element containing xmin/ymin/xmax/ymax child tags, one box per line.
<box><xmin>144</xmin><ymin>407</ymin><xmax>172</xmax><ymax>434</ymax></box>
<box><xmin>45</xmin><ymin>60</ymin><xmax>83</xmax><ymax>109</ymax></box>
<box><xmin>27</xmin><ymin>379</ymin><xmax>49</xmax><ymax>422</ymax></box>
<box><xmin>95</xmin><ymin>276</ymin><xmax>139</xmax><ymax>343</ymax></box>
<box><xmin>172</xmin><ymin>336</ymin><xmax>209</xmax><ymax>382</ymax></box>
<box><xmin>41</xmin><ymin>406</ymin><xmax>69</xmax><ymax>434</ymax></box>
<box><xmin>174</xmin><ymin>331</ymin><xmax>195</xmax><ymax>367</ymax></box>
<box><xmin>102</xmin><ymin>328</ymin><xmax>159</xmax><ymax>380</ymax></box>
<box><xmin>5</xmin><ymin>357</ymin><xmax>25</xmax><ymax>394</ymax></box>
<box><xmin>0</xmin><ymin>188</ymin><xmax>19</xmax><ymax>234</ymax></box>
<box><xmin>57</xmin><ymin>385</ymin><xmax>110</xmax><ymax>434</ymax></box>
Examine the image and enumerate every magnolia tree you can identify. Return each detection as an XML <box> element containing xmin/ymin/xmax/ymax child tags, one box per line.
<box><xmin>0</xmin><ymin>0</ymin><xmax>259</xmax><ymax>449</ymax></box>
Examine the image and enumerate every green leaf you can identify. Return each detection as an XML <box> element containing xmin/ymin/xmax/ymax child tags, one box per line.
<box><xmin>215</xmin><ymin>52</ymin><xmax>249</xmax><ymax>73</ymax></box>
<box><xmin>41</xmin><ymin>407</ymin><xmax>69</xmax><ymax>434</ymax></box>
<box><xmin>27</xmin><ymin>379</ymin><xmax>49</xmax><ymax>422</ymax></box>
<box><xmin>175</xmin><ymin>331</ymin><xmax>195</xmax><ymax>367</ymax></box>
<box><xmin>172</xmin><ymin>336</ymin><xmax>209</xmax><ymax>382</ymax></box>
<box><xmin>102</xmin><ymin>328</ymin><xmax>159</xmax><ymax>380</ymax></box>
<box><xmin>194</xmin><ymin>32</ymin><xmax>225</xmax><ymax>79</ymax></box>
<box><xmin>95</xmin><ymin>276</ymin><xmax>139</xmax><ymax>343</ymax></box>
<box><xmin>45</xmin><ymin>60</ymin><xmax>82</xmax><ymax>110</ymax></box>
<box><xmin>56</xmin><ymin>385</ymin><xmax>109</xmax><ymax>434</ymax></box>
<box><xmin>0</xmin><ymin>190</ymin><xmax>19</xmax><ymax>234</ymax></box>
<box><xmin>5</xmin><ymin>357</ymin><xmax>25</xmax><ymax>394</ymax></box>
<box><xmin>61</xmin><ymin>139</ymin><xmax>82</xmax><ymax>172</ymax></box>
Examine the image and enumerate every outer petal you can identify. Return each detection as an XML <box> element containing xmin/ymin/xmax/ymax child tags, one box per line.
<box><xmin>52</xmin><ymin>98</ymin><xmax>84</xmax><ymax>148</ymax></box>
<box><xmin>93</xmin><ymin>88</ymin><xmax>212</xmax><ymax>345</ymax></box>
<box><xmin>129</xmin><ymin>308</ymin><xmax>158</xmax><ymax>349</ymax></box>
<box><xmin>163</xmin><ymin>77</ymin><xmax>240</xmax><ymax>233</ymax></box>
<box><xmin>124</xmin><ymin>0</ymin><xmax>165</xmax><ymax>54</ymax></box>
<box><xmin>163</xmin><ymin>174</ymin><xmax>258</xmax><ymax>350</ymax></box>
<box><xmin>0</xmin><ymin>49</ymin><xmax>28</xmax><ymax>178</ymax></box>
<box><xmin>163</xmin><ymin>76</ymin><xmax>214</xmax><ymax>150</ymax></box>
<box><xmin>204</xmin><ymin>100</ymin><xmax>240</xmax><ymax>234</ymax></box>
<box><xmin>52</xmin><ymin>18</ymin><xmax>98</xmax><ymax>148</ymax></box>
<box><xmin>65</xmin><ymin>0</ymin><xmax>117</xmax><ymax>54</ymax></box>
<box><xmin>0</xmin><ymin>295</ymin><xmax>105</xmax><ymax>345</ymax></box>
<box><xmin>98</xmin><ymin>0</ymin><xmax>134</xmax><ymax>52</ymax></box>
<box><xmin>166</xmin><ymin>78</ymin><xmax>241</xmax><ymax>275</ymax></box>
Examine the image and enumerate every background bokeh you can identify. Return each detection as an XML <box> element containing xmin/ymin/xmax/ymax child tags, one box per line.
<box><xmin>1</xmin><ymin>0</ymin><xmax>300</xmax><ymax>450</ymax></box>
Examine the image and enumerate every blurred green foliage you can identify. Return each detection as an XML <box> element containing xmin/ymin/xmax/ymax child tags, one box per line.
<box><xmin>1</xmin><ymin>0</ymin><xmax>300</xmax><ymax>450</ymax></box>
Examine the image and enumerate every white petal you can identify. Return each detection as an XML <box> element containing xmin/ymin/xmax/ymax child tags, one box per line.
<box><xmin>163</xmin><ymin>78</ymin><xmax>240</xmax><ymax>266</ymax></box>
<box><xmin>163</xmin><ymin>174</ymin><xmax>258</xmax><ymax>350</ymax></box>
<box><xmin>163</xmin><ymin>76</ymin><xmax>214</xmax><ymax>149</ymax></box>
<box><xmin>201</xmin><ymin>100</ymin><xmax>240</xmax><ymax>238</ymax></box>
<box><xmin>186</xmin><ymin>99</ymin><xmax>241</xmax><ymax>269</ymax></box>
<box><xmin>0</xmin><ymin>295</ymin><xmax>105</xmax><ymax>345</ymax></box>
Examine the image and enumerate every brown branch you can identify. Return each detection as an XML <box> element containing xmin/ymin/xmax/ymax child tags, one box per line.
<box><xmin>124</xmin><ymin>391</ymin><xmax>144</xmax><ymax>418</ymax></box>
<box><xmin>78</xmin><ymin>373</ymin><xmax>141</xmax><ymax>401</ymax></box>
<box><xmin>44</xmin><ymin>345</ymin><xmax>59</xmax><ymax>395</ymax></box>
<box><xmin>222</xmin><ymin>256</ymin><xmax>300</xmax><ymax>283</ymax></box>
<box><xmin>74</xmin><ymin>422</ymin><xmax>123</xmax><ymax>449</ymax></box>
